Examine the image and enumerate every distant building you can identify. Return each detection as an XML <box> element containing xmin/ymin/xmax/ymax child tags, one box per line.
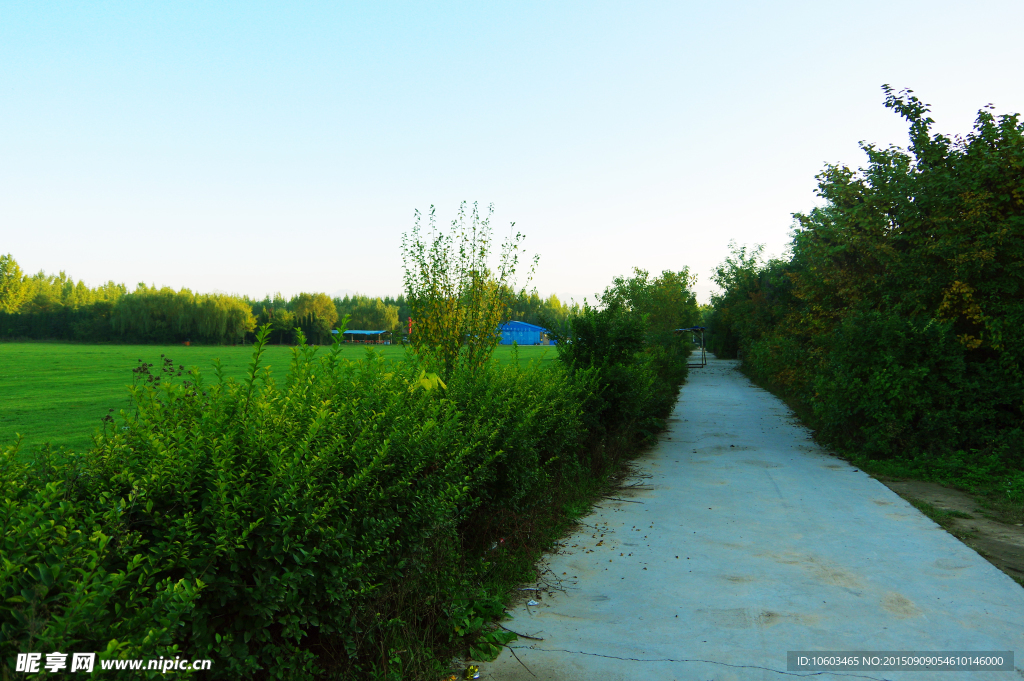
<box><xmin>498</xmin><ymin>321</ymin><xmax>549</xmax><ymax>345</ymax></box>
<box><xmin>331</xmin><ymin>329</ymin><xmax>393</xmax><ymax>344</ymax></box>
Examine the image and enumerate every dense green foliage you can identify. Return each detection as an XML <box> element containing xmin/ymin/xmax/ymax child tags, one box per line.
<box><xmin>507</xmin><ymin>291</ymin><xmax>577</xmax><ymax>329</ymax></box>
<box><xmin>0</xmin><ymin>258</ymin><xmax>410</xmax><ymax>345</ymax></box>
<box><xmin>707</xmin><ymin>87</ymin><xmax>1024</xmax><ymax>493</ymax></box>
<box><xmin>557</xmin><ymin>268</ymin><xmax>699</xmax><ymax>448</ymax></box>
<box><xmin>0</xmin><ymin>260</ymin><xmax>128</xmax><ymax>342</ymax></box>
<box><xmin>0</xmin><ymin>258</ymin><xmax>128</xmax><ymax>316</ymax></box>
<box><xmin>335</xmin><ymin>295</ymin><xmax>401</xmax><ymax>332</ymax></box>
<box><xmin>251</xmin><ymin>293</ymin><xmax>366</xmax><ymax>346</ymax></box>
<box><xmin>110</xmin><ymin>286</ymin><xmax>257</xmax><ymax>344</ymax></box>
<box><xmin>3</xmin><ymin>261</ymin><xmax>695</xmax><ymax>679</ymax></box>
<box><xmin>0</xmin><ymin>270</ymin><xmax>257</xmax><ymax>345</ymax></box>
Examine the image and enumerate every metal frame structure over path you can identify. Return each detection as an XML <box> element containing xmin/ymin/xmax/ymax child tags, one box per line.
<box><xmin>675</xmin><ymin>326</ymin><xmax>706</xmax><ymax>368</ymax></box>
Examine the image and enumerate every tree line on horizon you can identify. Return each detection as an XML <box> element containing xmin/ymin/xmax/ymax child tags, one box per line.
<box><xmin>0</xmin><ymin>254</ymin><xmax>579</xmax><ymax>345</ymax></box>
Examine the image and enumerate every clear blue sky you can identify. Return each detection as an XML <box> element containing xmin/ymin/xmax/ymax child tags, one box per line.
<box><xmin>3</xmin><ymin>1</ymin><xmax>1023</xmax><ymax>304</ymax></box>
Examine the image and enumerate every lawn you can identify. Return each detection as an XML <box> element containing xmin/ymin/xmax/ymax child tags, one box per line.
<box><xmin>0</xmin><ymin>341</ymin><xmax>557</xmax><ymax>455</ymax></box>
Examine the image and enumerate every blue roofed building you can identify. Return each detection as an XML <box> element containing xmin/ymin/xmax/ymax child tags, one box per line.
<box><xmin>497</xmin><ymin>320</ymin><xmax>549</xmax><ymax>345</ymax></box>
<box><xmin>330</xmin><ymin>329</ymin><xmax>393</xmax><ymax>344</ymax></box>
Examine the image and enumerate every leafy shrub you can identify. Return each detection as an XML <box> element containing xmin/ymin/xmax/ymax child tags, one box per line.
<box><xmin>1</xmin><ymin>449</ymin><xmax>199</xmax><ymax>667</ymax></box>
<box><xmin>3</xmin><ymin>302</ymin><xmax>690</xmax><ymax>679</ymax></box>
<box><xmin>810</xmin><ymin>311</ymin><xmax>968</xmax><ymax>458</ymax></box>
<box><xmin>556</xmin><ymin>301</ymin><xmax>688</xmax><ymax>461</ymax></box>
<box><xmin>744</xmin><ymin>333</ymin><xmax>811</xmax><ymax>397</ymax></box>
<box><xmin>446</xmin><ymin>357</ymin><xmax>592</xmax><ymax>515</ymax></box>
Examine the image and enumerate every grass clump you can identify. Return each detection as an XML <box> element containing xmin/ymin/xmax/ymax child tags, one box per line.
<box><xmin>902</xmin><ymin>498</ymin><xmax>975</xmax><ymax>538</ymax></box>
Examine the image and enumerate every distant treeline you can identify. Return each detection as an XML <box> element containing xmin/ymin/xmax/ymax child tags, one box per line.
<box><xmin>0</xmin><ymin>255</ymin><xmax>578</xmax><ymax>344</ymax></box>
<box><xmin>705</xmin><ymin>88</ymin><xmax>1024</xmax><ymax>494</ymax></box>
<box><xmin>0</xmin><ymin>261</ymin><xmax>259</xmax><ymax>345</ymax></box>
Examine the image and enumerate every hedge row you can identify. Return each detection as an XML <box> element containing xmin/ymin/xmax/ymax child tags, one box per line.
<box><xmin>706</xmin><ymin>88</ymin><xmax>1024</xmax><ymax>495</ymax></box>
<box><xmin>3</xmin><ymin>308</ymin><xmax>690</xmax><ymax>679</ymax></box>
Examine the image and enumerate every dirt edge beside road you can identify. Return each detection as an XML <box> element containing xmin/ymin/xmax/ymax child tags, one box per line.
<box><xmin>879</xmin><ymin>479</ymin><xmax>1024</xmax><ymax>587</ymax></box>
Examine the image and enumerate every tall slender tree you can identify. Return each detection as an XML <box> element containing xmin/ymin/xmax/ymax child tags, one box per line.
<box><xmin>0</xmin><ymin>255</ymin><xmax>26</xmax><ymax>313</ymax></box>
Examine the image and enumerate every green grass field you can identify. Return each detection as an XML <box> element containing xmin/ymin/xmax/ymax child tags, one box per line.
<box><xmin>0</xmin><ymin>341</ymin><xmax>557</xmax><ymax>455</ymax></box>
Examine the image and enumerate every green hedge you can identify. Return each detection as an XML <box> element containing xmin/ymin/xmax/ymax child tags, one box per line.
<box><xmin>707</xmin><ymin>89</ymin><xmax>1024</xmax><ymax>490</ymax></box>
<box><xmin>3</xmin><ymin>318</ymin><xmax>687</xmax><ymax>679</ymax></box>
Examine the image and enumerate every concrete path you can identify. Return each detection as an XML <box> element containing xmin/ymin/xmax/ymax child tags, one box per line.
<box><xmin>479</xmin><ymin>357</ymin><xmax>1024</xmax><ymax>680</ymax></box>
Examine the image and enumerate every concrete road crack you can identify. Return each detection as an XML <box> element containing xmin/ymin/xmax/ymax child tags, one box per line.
<box><xmin>511</xmin><ymin>646</ymin><xmax>896</xmax><ymax>680</ymax></box>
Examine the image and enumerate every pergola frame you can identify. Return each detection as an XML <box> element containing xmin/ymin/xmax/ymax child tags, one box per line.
<box><xmin>675</xmin><ymin>326</ymin><xmax>707</xmax><ymax>368</ymax></box>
